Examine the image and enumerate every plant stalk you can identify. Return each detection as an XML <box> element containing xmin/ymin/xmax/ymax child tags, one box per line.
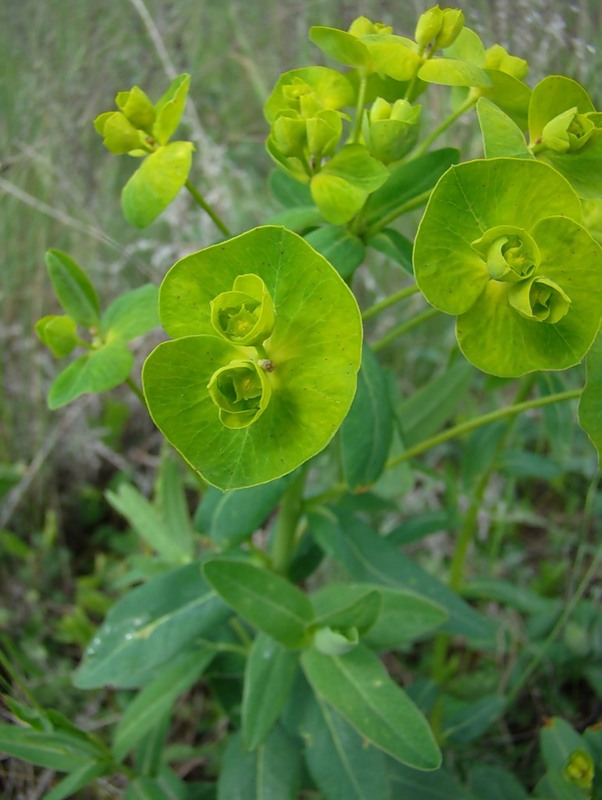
<box><xmin>185</xmin><ymin>179</ymin><xmax>231</xmax><ymax>237</ymax></box>
<box><xmin>371</xmin><ymin>308</ymin><xmax>437</xmax><ymax>352</ymax></box>
<box><xmin>412</xmin><ymin>95</ymin><xmax>478</xmax><ymax>158</ymax></box>
<box><xmin>271</xmin><ymin>467</ymin><xmax>307</xmax><ymax>575</ymax></box>
<box><xmin>362</xmin><ymin>284</ymin><xmax>421</xmax><ymax>321</ymax></box>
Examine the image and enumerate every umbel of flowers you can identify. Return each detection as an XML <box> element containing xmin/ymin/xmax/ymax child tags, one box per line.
<box><xmin>413</xmin><ymin>158</ymin><xmax>602</xmax><ymax>377</ymax></box>
<box><xmin>142</xmin><ymin>226</ymin><xmax>362</xmax><ymax>490</ymax></box>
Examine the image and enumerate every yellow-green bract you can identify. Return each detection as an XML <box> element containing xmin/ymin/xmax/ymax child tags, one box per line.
<box><xmin>142</xmin><ymin>226</ymin><xmax>362</xmax><ymax>490</ymax></box>
<box><xmin>413</xmin><ymin>158</ymin><xmax>602</xmax><ymax>377</ymax></box>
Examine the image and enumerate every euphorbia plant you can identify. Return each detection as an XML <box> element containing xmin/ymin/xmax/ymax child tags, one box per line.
<box><xmin>7</xmin><ymin>4</ymin><xmax>602</xmax><ymax>798</ymax></box>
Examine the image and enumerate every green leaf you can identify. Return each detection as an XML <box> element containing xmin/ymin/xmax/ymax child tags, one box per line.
<box><xmin>462</xmin><ymin>577</ymin><xmax>557</xmax><ymax>616</ymax></box>
<box><xmin>312</xmin><ymin>585</ymin><xmax>382</xmax><ymax>634</ymax></box>
<box><xmin>399</xmin><ymin>361</ymin><xmax>473</xmax><ymax>447</ymax></box>
<box><xmin>389</xmin><ymin>761</ymin><xmax>472</xmax><ymax>799</ymax></box>
<box><xmin>309</xmin><ymin>509</ymin><xmax>496</xmax><ymax>645</ymax></box>
<box><xmin>418</xmin><ymin>58</ymin><xmax>491</xmax><ymax>88</ymax></box>
<box><xmin>311</xmin><ymin>144</ymin><xmax>389</xmax><ymax>225</ymax></box>
<box><xmin>528</xmin><ymin>76</ymin><xmax>595</xmax><ymax>142</ymax></box>
<box><xmin>156</xmin><ymin>458</ymin><xmax>196</xmax><ymax>560</ymax></box>
<box><xmin>153</xmin><ymin>73</ymin><xmax>190</xmax><ymax>145</ymax></box>
<box><xmin>0</xmin><ymin>724</ymin><xmax>103</xmax><ymax>772</ymax></box>
<box><xmin>266</xmin><ymin>205</ymin><xmax>323</xmax><ymax>231</ymax></box>
<box><xmin>304</xmin><ymin>225</ymin><xmax>365</xmax><ymax>279</ymax></box>
<box><xmin>217</xmin><ymin>727</ymin><xmax>301</xmax><ymax>800</ymax></box>
<box><xmin>540</xmin><ymin>718</ymin><xmax>588</xmax><ymax>771</ymax></box>
<box><xmin>579</xmin><ymin>326</ymin><xmax>602</xmax><ymax>461</ymax></box>
<box><xmin>368</xmin><ymin>228</ymin><xmax>414</xmax><ymax>274</ymax></box>
<box><xmin>340</xmin><ymin>346</ymin><xmax>394</xmax><ymax>490</ymax></box>
<box><xmin>363</xmin><ymin>587</ymin><xmax>447</xmax><ymax>649</ymax></box>
<box><xmin>35</xmin><ymin>315</ymin><xmax>79</xmax><ymax>357</ymax></box>
<box><xmin>122</xmin><ymin>141</ymin><xmax>194</xmax><ymax>227</ymax></box>
<box><xmin>196</xmin><ymin>475</ymin><xmax>292</xmax><ymax>550</ymax></box>
<box><xmin>441</xmin><ymin>694</ymin><xmax>506</xmax><ymax>744</ymax></box>
<box><xmin>469</xmin><ymin>766</ymin><xmax>529</xmax><ymax>800</ymax></box>
<box><xmin>113</xmin><ymin>649</ymin><xmax>213</xmax><ymax>761</ymax></box>
<box><xmin>301</xmin><ymin>644</ymin><xmax>441</xmax><ymax>769</ymax></box>
<box><xmin>144</xmin><ymin>226</ymin><xmax>362</xmax><ymax>490</ymax></box>
<box><xmin>44</xmin><ymin>760</ymin><xmax>110</xmax><ymax>800</ymax></box>
<box><xmin>541</xmin><ymin>133</ymin><xmax>602</xmax><ymax>199</ymax></box>
<box><xmin>48</xmin><ymin>341</ymin><xmax>134</xmax><ymax>409</ymax></box>
<box><xmin>125</xmin><ymin>777</ymin><xmax>167</xmax><ymax>800</ymax></box>
<box><xmin>45</xmin><ymin>249</ymin><xmax>100</xmax><ymax>328</ymax></box>
<box><xmin>106</xmin><ymin>482</ymin><xmax>191</xmax><ymax>563</ymax></box>
<box><xmin>100</xmin><ymin>284</ymin><xmax>159</xmax><ymax>343</ymax></box>
<box><xmin>269</xmin><ymin>169</ymin><xmax>314</xmax><ymax>208</ymax></box>
<box><xmin>204</xmin><ymin>559</ymin><xmax>314</xmax><ymax>647</ymax></box>
<box><xmin>300</xmin><ymin>691</ymin><xmax>392</xmax><ymax>800</ymax></box>
<box><xmin>242</xmin><ymin>632</ymin><xmax>299</xmax><ymax>750</ymax></box>
<box><xmin>363</xmin><ymin>148</ymin><xmax>459</xmax><ymax>227</ymax></box>
<box><xmin>309</xmin><ymin>26</ymin><xmax>370</xmax><ymax>69</ymax></box>
<box><xmin>477</xmin><ymin>97</ymin><xmax>532</xmax><ymax>158</ymax></box>
<box><xmin>74</xmin><ymin>561</ymin><xmax>228</xmax><ymax>688</ymax></box>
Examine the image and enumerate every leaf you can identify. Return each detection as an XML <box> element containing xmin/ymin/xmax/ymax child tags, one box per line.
<box><xmin>304</xmin><ymin>225</ymin><xmax>365</xmax><ymax>279</ymax></box>
<box><xmin>477</xmin><ymin>97</ymin><xmax>532</xmax><ymax>159</ymax></box>
<box><xmin>540</xmin><ymin>718</ymin><xmax>587</xmax><ymax>771</ymax></box>
<box><xmin>540</xmin><ymin>134</ymin><xmax>602</xmax><ymax>199</ymax></box>
<box><xmin>462</xmin><ymin>577</ymin><xmax>557</xmax><ymax>616</ymax></box>
<box><xmin>48</xmin><ymin>341</ymin><xmax>134</xmax><ymax>409</ymax></box>
<box><xmin>300</xmin><ymin>691</ymin><xmax>392</xmax><ymax>800</ymax></box>
<box><xmin>266</xmin><ymin>205</ymin><xmax>323</xmax><ymax>231</ymax></box>
<box><xmin>363</xmin><ymin>148</ymin><xmax>459</xmax><ymax>227</ymax></box>
<box><xmin>418</xmin><ymin>58</ymin><xmax>491</xmax><ymax>88</ymax></box>
<box><xmin>106</xmin><ymin>482</ymin><xmax>191</xmax><ymax>563</ymax></box>
<box><xmin>269</xmin><ymin>169</ymin><xmax>313</xmax><ymax>208</ymax></box>
<box><xmin>579</xmin><ymin>325</ymin><xmax>602</xmax><ymax>462</ymax></box>
<box><xmin>311</xmin><ymin>144</ymin><xmax>389</xmax><ymax>225</ymax></box>
<box><xmin>309</xmin><ymin>26</ymin><xmax>369</xmax><ymax>69</ymax></box>
<box><xmin>340</xmin><ymin>346</ymin><xmax>394</xmax><ymax>490</ymax></box>
<box><xmin>312</xmin><ymin>585</ymin><xmax>382</xmax><ymax>635</ymax></box>
<box><xmin>125</xmin><ymin>777</ymin><xmax>168</xmax><ymax>800</ymax></box>
<box><xmin>399</xmin><ymin>361</ymin><xmax>474</xmax><ymax>447</ymax></box>
<box><xmin>113</xmin><ymin>649</ymin><xmax>213</xmax><ymax>761</ymax></box>
<box><xmin>100</xmin><ymin>284</ymin><xmax>160</xmax><ymax>343</ymax></box>
<box><xmin>441</xmin><ymin>694</ymin><xmax>506</xmax><ymax>744</ymax></box>
<box><xmin>301</xmin><ymin>644</ymin><xmax>441</xmax><ymax>770</ymax></box>
<box><xmin>203</xmin><ymin>559</ymin><xmax>314</xmax><ymax>648</ymax></box>
<box><xmin>309</xmin><ymin>508</ymin><xmax>497</xmax><ymax>645</ymax></box>
<box><xmin>0</xmin><ymin>724</ymin><xmax>103</xmax><ymax>772</ymax></box>
<box><xmin>469</xmin><ymin>766</ymin><xmax>529</xmax><ymax>800</ymax></box>
<box><xmin>44</xmin><ymin>760</ymin><xmax>110</xmax><ymax>800</ymax></box>
<box><xmin>122</xmin><ymin>141</ymin><xmax>194</xmax><ymax>228</ymax></box>
<box><xmin>264</xmin><ymin>66</ymin><xmax>354</xmax><ymax>123</ymax></box>
<box><xmin>242</xmin><ymin>632</ymin><xmax>299</xmax><ymax>750</ymax></box>
<box><xmin>45</xmin><ymin>249</ymin><xmax>100</xmax><ymax>328</ymax></box>
<box><xmin>389</xmin><ymin>761</ymin><xmax>472</xmax><ymax>800</ymax></box>
<box><xmin>368</xmin><ymin>228</ymin><xmax>414</xmax><ymax>275</ymax></box>
<box><xmin>528</xmin><ymin>76</ymin><xmax>595</xmax><ymax>142</ymax></box>
<box><xmin>195</xmin><ymin>474</ymin><xmax>293</xmax><ymax>549</ymax></box>
<box><xmin>74</xmin><ymin>561</ymin><xmax>228</xmax><ymax>689</ymax></box>
<box><xmin>217</xmin><ymin>727</ymin><xmax>301</xmax><ymax>799</ymax></box>
<box><xmin>498</xmin><ymin>450</ymin><xmax>565</xmax><ymax>480</ymax></box>
<box><xmin>153</xmin><ymin>73</ymin><xmax>190</xmax><ymax>145</ymax></box>
<box><xmin>362</xmin><ymin>587</ymin><xmax>447</xmax><ymax>649</ymax></box>
<box><xmin>144</xmin><ymin>226</ymin><xmax>362</xmax><ymax>490</ymax></box>
<box><xmin>156</xmin><ymin>458</ymin><xmax>196</xmax><ymax>560</ymax></box>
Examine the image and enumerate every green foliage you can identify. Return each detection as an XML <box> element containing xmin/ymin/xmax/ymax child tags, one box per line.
<box><xmin>11</xmin><ymin>3</ymin><xmax>602</xmax><ymax>798</ymax></box>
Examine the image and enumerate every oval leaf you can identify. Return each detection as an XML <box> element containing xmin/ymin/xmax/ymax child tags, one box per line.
<box><xmin>45</xmin><ymin>249</ymin><xmax>100</xmax><ymax>328</ymax></box>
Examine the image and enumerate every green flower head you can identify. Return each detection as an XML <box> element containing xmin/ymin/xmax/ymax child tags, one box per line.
<box><xmin>142</xmin><ymin>226</ymin><xmax>362</xmax><ymax>490</ymax></box>
<box><xmin>413</xmin><ymin>158</ymin><xmax>602</xmax><ymax>376</ymax></box>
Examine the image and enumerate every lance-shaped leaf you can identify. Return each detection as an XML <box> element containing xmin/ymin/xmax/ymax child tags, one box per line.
<box><xmin>48</xmin><ymin>341</ymin><xmax>134</xmax><ymax>409</ymax></box>
<box><xmin>301</xmin><ymin>644</ymin><xmax>441</xmax><ymax>770</ymax></box>
<box><xmin>45</xmin><ymin>249</ymin><xmax>100</xmax><ymax>328</ymax></box>
<box><xmin>414</xmin><ymin>158</ymin><xmax>602</xmax><ymax>376</ymax></box>
<box><xmin>143</xmin><ymin>226</ymin><xmax>362</xmax><ymax>490</ymax></box>
<box><xmin>121</xmin><ymin>141</ymin><xmax>194</xmax><ymax>228</ymax></box>
<box><xmin>153</xmin><ymin>73</ymin><xmax>190</xmax><ymax>145</ymax></box>
<box><xmin>100</xmin><ymin>284</ymin><xmax>159</xmax><ymax>344</ymax></box>
<box><xmin>418</xmin><ymin>58</ymin><xmax>491</xmax><ymax>88</ymax></box>
<box><xmin>477</xmin><ymin>97</ymin><xmax>533</xmax><ymax>159</ymax></box>
<box><xmin>311</xmin><ymin>144</ymin><xmax>389</xmax><ymax>225</ymax></box>
<box><xmin>204</xmin><ymin>559</ymin><xmax>314</xmax><ymax>648</ymax></box>
<box><xmin>579</xmin><ymin>326</ymin><xmax>602</xmax><ymax>462</ymax></box>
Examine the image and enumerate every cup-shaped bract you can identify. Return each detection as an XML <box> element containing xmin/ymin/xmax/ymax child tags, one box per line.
<box><xmin>364</xmin><ymin>98</ymin><xmax>421</xmax><ymax>164</ymax></box>
<box><xmin>210</xmin><ymin>274</ymin><xmax>275</xmax><ymax>347</ymax></box>
<box><xmin>414</xmin><ymin>158</ymin><xmax>602</xmax><ymax>376</ymax></box>
<box><xmin>142</xmin><ymin>226</ymin><xmax>362</xmax><ymax>490</ymax></box>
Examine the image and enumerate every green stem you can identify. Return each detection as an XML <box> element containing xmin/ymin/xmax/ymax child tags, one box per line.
<box><xmin>412</xmin><ymin>95</ymin><xmax>478</xmax><ymax>159</ymax></box>
<box><xmin>371</xmin><ymin>308</ymin><xmax>437</xmax><ymax>353</ymax></box>
<box><xmin>185</xmin><ymin>179</ymin><xmax>231</xmax><ymax>237</ymax></box>
<box><xmin>362</xmin><ymin>285</ymin><xmax>421</xmax><ymax>321</ymax></box>
<box><xmin>386</xmin><ymin>388</ymin><xmax>581</xmax><ymax>470</ymax></box>
<box><xmin>364</xmin><ymin>189</ymin><xmax>433</xmax><ymax>238</ymax></box>
<box><xmin>271</xmin><ymin>467</ymin><xmax>307</xmax><ymax>575</ymax></box>
<box><xmin>351</xmin><ymin>72</ymin><xmax>368</xmax><ymax>145</ymax></box>
<box><xmin>126</xmin><ymin>376</ymin><xmax>146</xmax><ymax>404</ymax></box>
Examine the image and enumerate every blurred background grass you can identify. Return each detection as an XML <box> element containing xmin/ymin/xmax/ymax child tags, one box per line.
<box><xmin>1</xmin><ymin>0</ymin><xmax>601</xmax><ymax>535</ymax></box>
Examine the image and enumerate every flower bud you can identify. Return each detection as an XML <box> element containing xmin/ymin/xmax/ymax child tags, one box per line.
<box><xmin>35</xmin><ymin>315</ymin><xmax>79</xmax><ymax>358</ymax></box>
<box><xmin>541</xmin><ymin>107</ymin><xmax>595</xmax><ymax>153</ymax></box>
<box><xmin>508</xmin><ymin>275</ymin><xmax>571</xmax><ymax>323</ymax></box>
<box><xmin>485</xmin><ymin>44</ymin><xmax>528</xmax><ymax>81</ymax></box>
<box><xmin>348</xmin><ymin>16</ymin><xmax>392</xmax><ymax>37</ymax></box>
<box><xmin>207</xmin><ymin>359</ymin><xmax>272</xmax><ymax>429</ymax></box>
<box><xmin>93</xmin><ymin>111</ymin><xmax>145</xmax><ymax>155</ymax></box>
<box><xmin>271</xmin><ymin>111</ymin><xmax>308</xmax><ymax>158</ymax></box>
<box><xmin>211</xmin><ymin>274</ymin><xmax>276</xmax><ymax>347</ymax></box>
<box><xmin>415</xmin><ymin>6</ymin><xmax>444</xmax><ymax>48</ymax></box>
<box><xmin>436</xmin><ymin>8</ymin><xmax>465</xmax><ymax>49</ymax></box>
<box><xmin>314</xmin><ymin>626</ymin><xmax>359</xmax><ymax>656</ymax></box>
<box><xmin>365</xmin><ymin>99</ymin><xmax>421</xmax><ymax>163</ymax></box>
<box><xmin>306</xmin><ymin>109</ymin><xmax>343</xmax><ymax>159</ymax></box>
<box><xmin>115</xmin><ymin>86</ymin><xmax>156</xmax><ymax>133</ymax></box>
<box><xmin>563</xmin><ymin>749</ymin><xmax>594</xmax><ymax>790</ymax></box>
